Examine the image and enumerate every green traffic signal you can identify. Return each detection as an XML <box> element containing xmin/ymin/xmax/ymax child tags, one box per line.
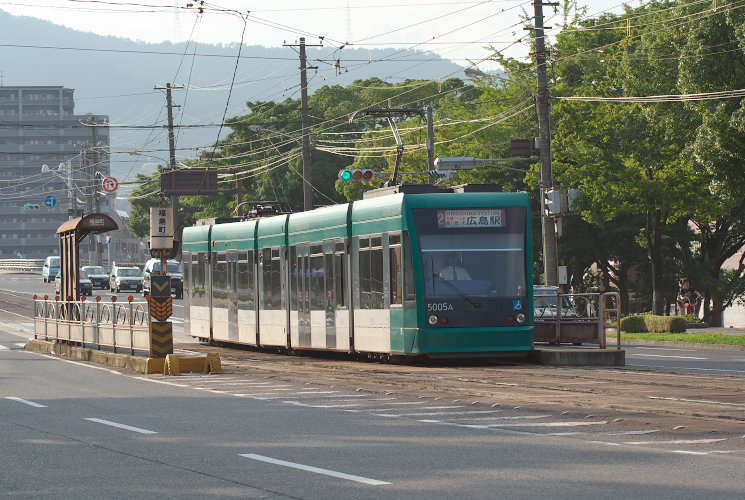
<box><xmin>339</xmin><ymin>170</ymin><xmax>352</xmax><ymax>181</ymax></box>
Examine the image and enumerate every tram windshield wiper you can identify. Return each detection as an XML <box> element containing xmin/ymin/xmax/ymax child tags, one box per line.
<box><xmin>432</xmin><ymin>273</ymin><xmax>481</xmax><ymax>308</ymax></box>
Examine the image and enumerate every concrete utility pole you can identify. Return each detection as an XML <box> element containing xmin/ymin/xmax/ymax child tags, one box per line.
<box><xmin>154</xmin><ymin>83</ymin><xmax>183</xmax><ymax>246</ymax></box>
<box><xmin>532</xmin><ymin>1</ymin><xmax>559</xmax><ymax>286</ymax></box>
<box><xmin>90</xmin><ymin>119</ymin><xmax>101</xmax><ymax>265</ymax></box>
<box><xmin>285</xmin><ymin>38</ymin><xmax>322</xmax><ymax>211</ymax></box>
<box><xmin>426</xmin><ymin>106</ymin><xmax>436</xmax><ymax>185</ymax></box>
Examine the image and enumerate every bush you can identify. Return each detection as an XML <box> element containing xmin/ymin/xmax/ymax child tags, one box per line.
<box><xmin>620</xmin><ymin>316</ymin><xmax>647</xmax><ymax>333</ymax></box>
<box><xmin>644</xmin><ymin>315</ymin><xmax>686</xmax><ymax>333</ymax></box>
<box><xmin>620</xmin><ymin>315</ymin><xmax>686</xmax><ymax>333</ymax></box>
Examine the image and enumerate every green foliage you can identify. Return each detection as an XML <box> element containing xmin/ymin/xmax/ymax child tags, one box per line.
<box><xmin>622</xmin><ymin>332</ymin><xmax>745</xmax><ymax>346</ymax></box>
<box><xmin>644</xmin><ymin>315</ymin><xmax>686</xmax><ymax>334</ymax></box>
<box><xmin>620</xmin><ymin>314</ymin><xmax>686</xmax><ymax>333</ymax></box>
<box><xmin>620</xmin><ymin>316</ymin><xmax>647</xmax><ymax>333</ymax></box>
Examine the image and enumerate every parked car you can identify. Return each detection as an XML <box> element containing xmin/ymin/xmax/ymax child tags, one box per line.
<box><xmin>142</xmin><ymin>258</ymin><xmax>184</xmax><ymax>299</ymax></box>
<box><xmin>42</xmin><ymin>256</ymin><xmax>60</xmax><ymax>283</ymax></box>
<box><xmin>109</xmin><ymin>265</ymin><xmax>143</xmax><ymax>293</ymax></box>
<box><xmin>81</xmin><ymin>265</ymin><xmax>109</xmax><ymax>289</ymax></box>
<box><xmin>55</xmin><ymin>268</ymin><xmax>93</xmax><ymax>297</ymax></box>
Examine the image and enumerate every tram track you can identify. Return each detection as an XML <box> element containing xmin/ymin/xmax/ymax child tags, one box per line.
<box><xmin>178</xmin><ymin>342</ymin><xmax>745</xmax><ymax>428</ymax></box>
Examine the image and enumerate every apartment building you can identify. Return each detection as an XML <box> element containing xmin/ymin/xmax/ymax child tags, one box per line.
<box><xmin>0</xmin><ymin>86</ymin><xmax>110</xmax><ymax>260</ymax></box>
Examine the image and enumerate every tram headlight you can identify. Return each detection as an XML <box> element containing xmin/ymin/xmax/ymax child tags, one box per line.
<box><xmin>516</xmin><ymin>313</ymin><xmax>526</xmax><ymax>324</ymax></box>
<box><xmin>428</xmin><ymin>314</ymin><xmax>438</xmax><ymax>325</ymax></box>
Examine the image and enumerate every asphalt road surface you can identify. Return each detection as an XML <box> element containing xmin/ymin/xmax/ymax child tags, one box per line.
<box><xmin>2</xmin><ymin>271</ymin><xmax>744</xmax><ymax>498</ymax></box>
<box><xmin>2</xmin><ymin>328</ymin><xmax>744</xmax><ymax>499</ymax></box>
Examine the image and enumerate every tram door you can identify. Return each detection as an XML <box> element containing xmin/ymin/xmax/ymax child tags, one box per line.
<box><xmin>323</xmin><ymin>241</ymin><xmax>337</xmax><ymax>349</ymax></box>
<box><xmin>227</xmin><ymin>251</ymin><xmax>238</xmax><ymax>341</ymax></box>
<box><xmin>295</xmin><ymin>244</ymin><xmax>311</xmax><ymax>347</ymax></box>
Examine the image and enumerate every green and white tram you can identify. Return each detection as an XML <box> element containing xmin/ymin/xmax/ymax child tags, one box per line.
<box><xmin>182</xmin><ymin>188</ymin><xmax>534</xmax><ymax>358</ymax></box>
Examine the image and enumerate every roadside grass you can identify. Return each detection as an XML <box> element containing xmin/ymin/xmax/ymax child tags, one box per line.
<box><xmin>621</xmin><ymin>332</ymin><xmax>745</xmax><ymax>346</ymax></box>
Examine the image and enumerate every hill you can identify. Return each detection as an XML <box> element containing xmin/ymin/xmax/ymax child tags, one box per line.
<box><xmin>0</xmin><ymin>9</ymin><xmax>464</xmax><ymax>205</ymax></box>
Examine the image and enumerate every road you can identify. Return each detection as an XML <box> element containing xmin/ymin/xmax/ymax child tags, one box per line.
<box><xmin>1</xmin><ymin>271</ymin><xmax>745</xmax><ymax>497</ymax></box>
<box><xmin>2</xmin><ymin>327</ymin><xmax>745</xmax><ymax>499</ymax></box>
<box><xmin>3</xmin><ymin>273</ymin><xmax>743</xmax><ymax>375</ymax></box>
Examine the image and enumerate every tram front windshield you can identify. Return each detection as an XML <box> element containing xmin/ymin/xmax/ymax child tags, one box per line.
<box><xmin>416</xmin><ymin>208</ymin><xmax>527</xmax><ymax>300</ymax></box>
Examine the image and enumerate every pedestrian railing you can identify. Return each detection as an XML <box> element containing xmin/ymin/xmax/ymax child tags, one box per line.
<box><xmin>0</xmin><ymin>258</ymin><xmax>44</xmax><ymax>272</ymax></box>
<box><xmin>33</xmin><ymin>295</ymin><xmax>150</xmax><ymax>354</ymax></box>
<box><xmin>534</xmin><ymin>291</ymin><xmax>621</xmax><ymax>348</ymax></box>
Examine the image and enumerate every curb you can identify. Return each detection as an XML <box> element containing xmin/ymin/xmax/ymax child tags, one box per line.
<box><xmin>612</xmin><ymin>339</ymin><xmax>745</xmax><ymax>351</ymax></box>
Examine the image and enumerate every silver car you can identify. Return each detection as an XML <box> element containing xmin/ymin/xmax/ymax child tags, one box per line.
<box><xmin>109</xmin><ymin>266</ymin><xmax>143</xmax><ymax>293</ymax></box>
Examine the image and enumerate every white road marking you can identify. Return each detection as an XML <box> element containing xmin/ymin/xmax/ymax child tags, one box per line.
<box><xmin>5</xmin><ymin>396</ymin><xmax>47</xmax><ymax>408</ymax></box>
<box><xmin>133</xmin><ymin>377</ymin><xmax>189</xmax><ymax>387</ymax></box>
<box><xmin>630</xmin><ymin>354</ymin><xmax>707</xmax><ymax>360</ymax></box>
<box><xmin>625</xmin><ymin>438</ymin><xmax>726</xmax><ymax>445</ymax></box>
<box><xmin>487</xmin><ymin>421</ymin><xmax>607</xmax><ymax>428</ymax></box>
<box><xmin>0</xmin><ymin>345</ymin><xmax>8</xmax><ymax>350</ymax></box>
<box><xmin>239</xmin><ymin>453</ymin><xmax>390</xmax><ymax>485</ymax></box>
<box><xmin>15</xmin><ymin>342</ymin><xmax>26</xmax><ymax>347</ymax></box>
<box><xmin>20</xmin><ymin>351</ymin><xmax>121</xmax><ymax>374</ymax></box>
<box><xmin>630</xmin><ymin>365</ymin><xmax>745</xmax><ymax>374</ymax></box>
<box><xmin>284</xmin><ymin>402</ymin><xmax>365</xmax><ymax>408</ymax></box>
<box><xmin>0</xmin><ymin>306</ymin><xmax>33</xmax><ymax>320</ymax></box>
<box><xmin>648</xmin><ymin>396</ymin><xmax>745</xmax><ymax>407</ymax></box>
<box><xmin>84</xmin><ymin>418</ymin><xmax>157</xmax><ymax>434</ymax></box>
<box><xmin>450</xmin><ymin>414</ymin><xmax>551</xmax><ymax>421</ymax></box>
<box><xmin>634</xmin><ymin>347</ymin><xmax>698</xmax><ymax>352</ymax></box>
<box><xmin>396</xmin><ymin>410</ymin><xmax>503</xmax><ymax>417</ymax></box>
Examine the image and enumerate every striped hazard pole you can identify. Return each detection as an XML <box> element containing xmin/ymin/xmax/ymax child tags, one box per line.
<box><xmin>148</xmin><ymin>275</ymin><xmax>173</xmax><ymax>358</ymax></box>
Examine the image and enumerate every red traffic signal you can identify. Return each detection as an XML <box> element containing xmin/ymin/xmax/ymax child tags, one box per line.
<box><xmin>338</xmin><ymin>169</ymin><xmax>374</xmax><ymax>181</ymax></box>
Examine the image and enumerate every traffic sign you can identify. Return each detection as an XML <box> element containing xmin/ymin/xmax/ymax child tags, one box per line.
<box><xmin>102</xmin><ymin>176</ymin><xmax>119</xmax><ymax>192</ymax></box>
<box><xmin>44</xmin><ymin>195</ymin><xmax>57</xmax><ymax>207</ymax></box>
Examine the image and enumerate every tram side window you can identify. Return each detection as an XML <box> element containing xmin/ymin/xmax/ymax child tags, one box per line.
<box><xmin>403</xmin><ymin>232</ymin><xmax>415</xmax><ymax>301</ymax></box>
<box><xmin>358</xmin><ymin>236</ymin><xmax>384</xmax><ymax>309</ymax></box>
<box><xmin>389</xmin><ymin>234</ymin><xmax>402</xmax><ymax>306</ymax></box>
<box><xmin>212</xmin><ymin>252</ymin><xmax>228</xmax><ymax>310</ymax></box>
<box><xmin>191</xmin><ymin>252</ymin><xmax>207</xmax><ymax>307</ymax></box>
<box><xmin>262</xmin><ymin>248</ymin><xmax>281</xmax><ymax>310</ymax></box>
<box><xmin>335</xmin><ymin>254</ymin><xmax>345</xmax><ymax>307</ymax></box>
<box><xmin>237</xmin><ymin>250</ymin><xmax>254</xmax><ymax>309</ymax></box>
<box><xmin>310</xmin><ymin>253</ymin><xmax>324</xmax><ymax>310</ymax></box>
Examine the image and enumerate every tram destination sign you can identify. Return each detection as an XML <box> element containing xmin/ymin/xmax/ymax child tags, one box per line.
<box><xmin>437</xmin><ymin>209</ymin><xmax>504</xmax><ymax>229</ymax></box>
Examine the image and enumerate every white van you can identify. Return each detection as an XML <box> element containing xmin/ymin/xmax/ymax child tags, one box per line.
<box><xmin>42</xmin><ymin>256</ymin><xmax>60</xmax><ymax>283</ymax></box>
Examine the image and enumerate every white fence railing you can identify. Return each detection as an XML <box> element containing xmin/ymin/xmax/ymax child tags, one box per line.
<box><xmin>34</xmin><ymin>296</ymin><xmax>150</xmax><ymax>354</ymax></box>
<box><xmin>0</xmin><ymin>259</ymin><xmax>44</xmax><ymax>272</ymax></box>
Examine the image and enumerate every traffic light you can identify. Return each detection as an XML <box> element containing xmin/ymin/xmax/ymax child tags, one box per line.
<box><xmin>23</xmin><ymin>203</ymin><xmax>40</xmax><ymax>210</ymax></box>
<box><xmin>338</xmin><ymin>169</ymin><xmax>374</xmax><ymax>181</ymax></box>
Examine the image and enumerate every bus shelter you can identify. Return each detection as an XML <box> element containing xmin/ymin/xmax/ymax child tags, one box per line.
<box><xmin>56</xmin><ymin>214</ymin><xmax>118</xmax><ymax>301</ymax></box>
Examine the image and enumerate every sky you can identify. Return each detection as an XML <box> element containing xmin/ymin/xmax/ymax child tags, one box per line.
<box><xmin>0</xmin><ymin>0</ymin><xmax>632</xmax><ymax>70</ymax></box>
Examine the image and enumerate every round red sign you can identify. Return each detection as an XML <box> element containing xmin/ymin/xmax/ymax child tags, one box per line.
<box><xmin>102</xmin><ymin>176</ymin><xmax>119</xmax><ymax>192</ymax></box>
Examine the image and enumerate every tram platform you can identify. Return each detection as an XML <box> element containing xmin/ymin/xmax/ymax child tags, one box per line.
<box><xmin>532</xmin><ymin>346</ymin><xmax>625</xmax><ymax>366</ymax></box>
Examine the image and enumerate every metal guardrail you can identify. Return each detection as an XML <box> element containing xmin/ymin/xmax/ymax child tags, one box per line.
<box><xmin>534</xmin><ymin>291</ymin><xmax>622</xmax><ymax>349</ymax></box>
<box><xmin>0</xmin><ymin>258</ymin><xmax>44</xmax><ymax>272</ymax></box>
<box><xmin>33</xmin><ymin>296</ymin><xmax>150</xmax><ymax>354</ymax></box>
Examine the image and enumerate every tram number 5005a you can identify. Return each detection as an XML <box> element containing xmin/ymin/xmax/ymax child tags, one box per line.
<box><xmin>427</xmin><ymin>302</ymin><xmax>454</xmax><ymax>312</ymax></box>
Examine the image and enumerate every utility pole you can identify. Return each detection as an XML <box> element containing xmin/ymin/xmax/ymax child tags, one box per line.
<box><xmin>426</xmin><ymin>106</ymin><xmax>436</xmax><ymax>185</ymax></box>
<box><xmin>285</xmin><ymin>38</ymin><xmax>322</xmax><ymax>211</ymax></box>
<box><xmin>532</xmin><ymin>1</ymin><xmax>559</xmax><ymax>286</ymax></box>
<box><xmin>154</xmin><ymin>83</ymin><xmax>183</xmax><ymax>246</ymax></box>
<box><xmin>90</xmin><ymin>118</ymin><xmax>101</xmax><ymax>266</ymax></box>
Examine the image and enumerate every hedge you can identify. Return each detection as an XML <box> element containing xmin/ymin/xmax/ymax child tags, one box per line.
<box><xmin>620</xmin><ymin>315</ymin><xmax>686</xmax><ymax>334</ymax></box>
<box><xmin>620</xmin><ymin>316</ymin><xmax>647</xmax><ymax>333</ymax></box>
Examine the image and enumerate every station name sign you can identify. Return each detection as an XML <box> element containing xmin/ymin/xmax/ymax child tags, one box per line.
<box><xmin>436</xmin><ymin>209</ymin><xmax>504</xmax><ymax>229</ymax></box>
<box><xmin>150</xmin><ymin>206</ymin><xmax>174</xmax><ymax>249</ymax></box>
